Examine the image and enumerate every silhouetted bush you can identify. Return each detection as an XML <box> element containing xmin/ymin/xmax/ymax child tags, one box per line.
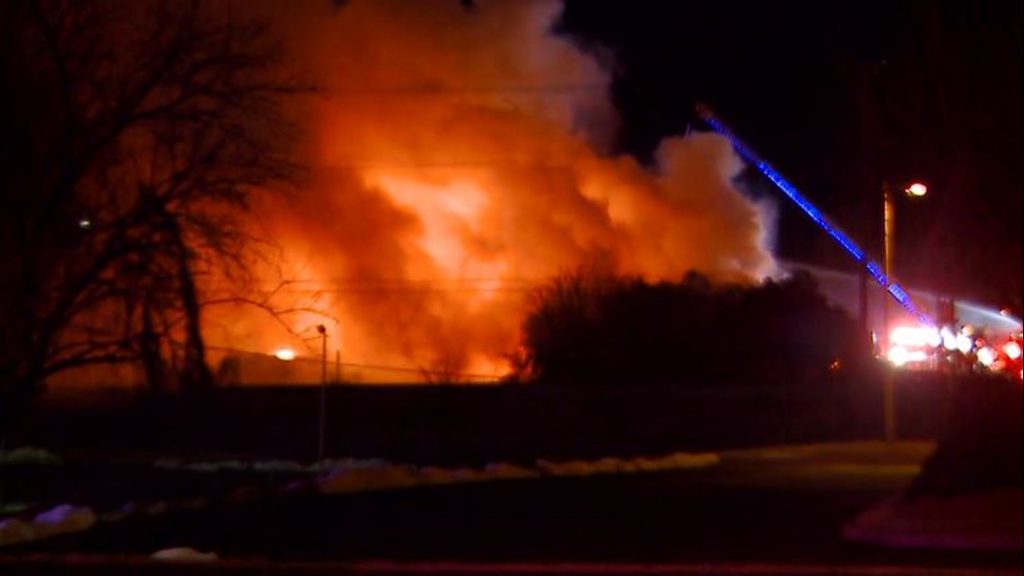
<box><xmin>519</xmin><ymin>270</ymin><xmax>869</xmax><ymax>388</ymax></box>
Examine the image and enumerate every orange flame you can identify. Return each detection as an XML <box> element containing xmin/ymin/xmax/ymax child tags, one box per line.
<box><xmin>203</xmin><ymin>0</ymin><xmax>776</xmax><ymax>383</ymax></box>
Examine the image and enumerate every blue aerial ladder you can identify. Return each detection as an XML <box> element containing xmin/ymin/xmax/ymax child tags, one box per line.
<box><xmin>695</xmin><ymin>104</ymin><xmax>934</xmax><ymax>327</ymax></box>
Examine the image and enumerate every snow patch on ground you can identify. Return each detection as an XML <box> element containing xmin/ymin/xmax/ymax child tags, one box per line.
<box><xmin>0</xmin><ymin>446</ymin><xmax>61</xmax><ymax>466</ymax></box>
<box><xmin>537</xmin><ymin>452</ymin><xmax>719</xmax><ymax>477</ymax></box>
<box><xmin>154</xmin><ymin>457</ymin><xmax>389</xmax><ymax>474</ymax></box>
<box><xmin>318</xmin><ymin>465</ymin><xmax>422</xmax><ymax>493</ymax></box>
<box><xmin>1</xmin><ymin>451</ymin><xmax>719</xmax><ymax>546</ymax></box>
<box><xmin>151</xmin><ymin>546</ymin><xmax>219</xmax><ymax>562</ymax></box>
<box><xmin>0</xmin><ymin>504</ymin><xmax>95</xmax><ymax>546</ymax></box>
<box><xmin>318</xmin><ymin>452</ymin><xmax>719</xmax><ymax>494</ymax></box>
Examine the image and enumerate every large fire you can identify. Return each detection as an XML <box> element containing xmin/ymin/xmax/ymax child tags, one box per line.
<box><xmin>200</xmin><ymin>0</ymin><xmax>775</xmax><ymax>383</ymax></box>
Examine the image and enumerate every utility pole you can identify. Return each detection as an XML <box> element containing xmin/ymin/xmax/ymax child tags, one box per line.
<box><xmin>881</xmin><ymin>179</ymin><xmax>928</xmax><ymax>442</ymax></box>
<box><xmin>882</xmin><ymin>183</ymin><xmax>897</xmax><ymax>442</ymax></box>
<box><xmin>856</xmin><ymin>60</ymin><xmax>883</xmax><ymax>353</ymax></box>
<box><xmin>317</xmin><ymin>324</ymin><xmax>327</xmax><ymax>461</ymax></box>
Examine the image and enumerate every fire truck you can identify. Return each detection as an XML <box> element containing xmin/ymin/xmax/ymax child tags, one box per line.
<box><xmin>697</xmin><ymin>105</ymin><xmax>1022</xmax><ymax>381</ymax></box>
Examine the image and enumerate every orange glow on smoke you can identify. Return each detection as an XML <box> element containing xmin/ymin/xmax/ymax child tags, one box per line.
<box><xmin>197</xmin><ymin>0</ymin><xmax>776</xmax><ymax>383</ymax></box>
<box><xmin>368</xmin><ymin>174</ymin><xmax>505</xmax><ymax>285</ymax></box>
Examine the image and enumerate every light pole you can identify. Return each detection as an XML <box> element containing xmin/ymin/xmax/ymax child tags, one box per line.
<box><xmin>316</xmin><ymin>324</ymin><xmax>327</xmax><ymax>461</ymax></box>
<box><xmin>882</xmin><ymin>180</ymin><xmax>927</xmax><ymax>442</ymax></box>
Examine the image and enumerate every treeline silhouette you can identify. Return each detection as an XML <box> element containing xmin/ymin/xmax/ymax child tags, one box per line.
<box><xmin>518</xmin><ymin>269</ymin><xmax>870</xmax><ymax>387</ymax></box>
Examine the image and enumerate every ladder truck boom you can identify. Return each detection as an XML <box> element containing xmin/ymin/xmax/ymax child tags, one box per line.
<box><xmin>695</xmin><ymin>103</ymin><xmax>934</xmax><ymax>327</ymax></box>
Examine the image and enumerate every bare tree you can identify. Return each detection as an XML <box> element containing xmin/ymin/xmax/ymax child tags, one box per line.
<box><xmin>420</xmin><ymin>348</ymin><xmax>470</xmax><ymax>385</ymax></box>
<box><xmin>517</xmin><ymin>269</ymin><xmax>621</xmax><ymax>384</ymax></box>
<box><xmin>0</xmin><ymin>0</ymin><xmax>305</xmax><ymax>403</ymax></box>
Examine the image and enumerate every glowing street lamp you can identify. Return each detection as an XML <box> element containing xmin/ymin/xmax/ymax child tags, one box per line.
<box><xmin>883</xmin><ymin>179</ymin><xmax>929</xmax><ymax>290</ymax></box>
<box><xmin>316</xmin><ymin>324</ymin><xmax>328</xmax><ymax>462</ymax></box>
<box><xmin>904</xmin><ymin>182</ymin><xmax>928</xmax><ymax>197</ymax></box>
<box><xmin>273</xmin><ymin>347</ymin><xmax>296</xmax><ymax>362</ymax></box>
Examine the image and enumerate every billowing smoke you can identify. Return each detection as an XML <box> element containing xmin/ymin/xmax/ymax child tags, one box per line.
<box><xmin>206</xmin><ymin>0</ymin><xmax>775</xmax><ymax>381</ymax></box>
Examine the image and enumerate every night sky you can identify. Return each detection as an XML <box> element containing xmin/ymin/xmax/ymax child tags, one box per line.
<box><xmin>560</xmin><ymin>0</ymin><xmax>1022</xmax><ymax>310</ymax></box>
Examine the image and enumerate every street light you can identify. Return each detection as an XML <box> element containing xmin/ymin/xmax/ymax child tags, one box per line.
<box><xmin>905</xmin><ymin>182</ymin><xmax>928</xmax><ymax>197</ymax></box>
<box><xmin>273</xmin><ymin>347</ymin><xmax>296</xmax><ymax>362</ymax></box>
<box><xmin>883</xmin><ymin>180</ymin><xmax>928</xmax><ymax>290</ymax></box>
<box><xmin>316</xmin><ymin>324</ymin><xmax>327</xmax><ymax>462</ymax></box>
<box><xmin>881</xmin><ymin>179</ymin><xmax>927</xmax><ymax>442</ymax></box>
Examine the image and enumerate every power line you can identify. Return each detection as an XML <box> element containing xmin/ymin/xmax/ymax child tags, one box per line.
<box><xmin>205</xmin><ymin>343</ymin><xmax>503</xmax><ymax>381</ymax></box>
<box><xmin>207</xmin><ymin>276</ymin><xmax>551</xmax><ymax>284</ymax></box>
<box><xmin>207</xmin><ymin>288</ymin><xmax>533</xmax><ymax>295</ymax></box>
<box><xmin>325</xmin><ymin>83</ymin><xmax>605</xmax><ymax>99</ymax></box>
<box><xmin>200</xmin><ymin>277</ymin><xmax>549</xmax><ymax>295</ymax></box>
<box><xmin>320</xmin><ymin>159</ymin><xmax>578</xmax><ymax>170</ymax></box>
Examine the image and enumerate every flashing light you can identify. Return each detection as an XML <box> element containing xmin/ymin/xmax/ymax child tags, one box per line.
<box><xmin>273</xmin><ymin>348</ymin><xmax>296</xmax><ymax>361</ymax></box>
<box><xmin>905</xmin><ymin>182</ymin><xmax>928</xmax><ymax>197</ymax></box>
<box><xmin>891</xmin><ymin>325</ymin><xmax>941</xmax><ymax>349</ymax></box>
<box><xmin>1004</xmin><ymin>340</ymin><xmax>1022</xmax><ymax>361</ymax></box>
<box><xmin>940</xmin><ymin>327</ymin><xmax>957</xmax><ymax>350</ymax></box>
<box><xmin>888</xmin><ymin>345</ymin><xmax>928</xmax><ymax>367</ymax></box>
<box><xmin>909</xmin><ymin>350</ymin><xmax>929</xmax><ymax>363</ymax></box>
<box><xmin>696</xmin><ymin>106</ymin><xmax>933</xmax><ymax>326</ymax></box>
<box><xmin>977</xmin><ymin>346</ymin><xmax>997</xmax><ymax>367</ymax></box>
<box><xmin>78</xmin><ymin>219</ymin><xmax>92</xmax><ymax>230</ymax></box>
<box><xmin>888</xmin><ymin>346</ymin><xmax>909</xmax><ymax>367</ymax></box>
<box><xmin>955</xmin><ymin>332</ymin><xmax>973</xmax><ymax>354</ymax></box>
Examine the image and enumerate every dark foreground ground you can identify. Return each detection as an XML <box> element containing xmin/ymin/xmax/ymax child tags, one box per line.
<box><xmin>1</xmin><ymin>374</ymin><xmax>1020</xmax><ymax>574</ymax></box>
<box><xmin>3</xmin><ymin>442</ymin><xmax>1021</xmax><ymax>574</ymax></box>
<box><xmin>6</xmin><ymin>372</ymin><xmax>954</xmax><ymax>465</ymax></box>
